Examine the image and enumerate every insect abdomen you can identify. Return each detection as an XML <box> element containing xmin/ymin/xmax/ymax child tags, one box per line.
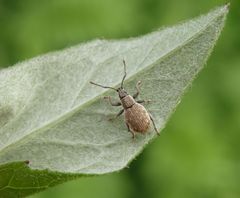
<box><xmin>124</xmin><ymin>103</ymin><xmax>151</xmax><ymax>133</ymax></box>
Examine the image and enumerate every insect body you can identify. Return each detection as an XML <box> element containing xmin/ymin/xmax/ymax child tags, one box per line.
<box><xmin>124</xmin><ymin>100</ymin><xmax>151</xmax><ymax>133</ymax></box>
<box><xmin>90</xmin><ymin>60</ymin><xmax>159</xmax><ymax>138</ymax></box>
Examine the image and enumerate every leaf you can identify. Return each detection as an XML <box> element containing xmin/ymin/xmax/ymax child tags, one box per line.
<box><xmin>0</xmin><ymin>4</ymin><xmax>229</xmax><ymax>197</ymax></box>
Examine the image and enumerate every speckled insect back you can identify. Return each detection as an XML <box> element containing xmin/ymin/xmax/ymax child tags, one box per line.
<box><xmin>90</xmin><ymin>60</ymin><xmax>159</xmax><ymax>139</ymax></box>
<box><xmin>125</xmin><ymin>102</ymin><xmax>151</xmax><ymax>133</ymax></box>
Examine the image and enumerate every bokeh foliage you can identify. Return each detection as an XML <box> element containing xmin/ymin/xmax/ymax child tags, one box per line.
<box><xmin>0</xmin><ymin>0</ymin><xmax>239</xmax><ymax>198</ymax></box>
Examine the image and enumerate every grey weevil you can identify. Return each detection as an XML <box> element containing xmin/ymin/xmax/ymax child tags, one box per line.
<box><xmin>90</xmin><ymin>60</ymin><xmax>159</xmax><ymax>139</ymax></box>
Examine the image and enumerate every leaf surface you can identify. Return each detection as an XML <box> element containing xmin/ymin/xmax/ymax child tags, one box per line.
<box><xmin>0</xmin><ymin>4</ymin><xmax>228</xmax><ymax>197</ymax></box>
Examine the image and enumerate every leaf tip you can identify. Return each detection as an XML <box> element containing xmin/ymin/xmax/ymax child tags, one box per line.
<box><xmin>224</xmin><ymin>2</ymin><xmax>230</xmax><ymax>10</ymax></box>
<box><xmin>220</xmin><ymin>2</ymin><xmax>230</xmax><ymax>15</ymax></box>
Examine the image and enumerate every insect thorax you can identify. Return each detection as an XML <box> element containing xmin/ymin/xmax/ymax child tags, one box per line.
<box><xmin>121</xmin><ymin>95</ymin><xmax>135</xmax><ymax>109</ymax></box>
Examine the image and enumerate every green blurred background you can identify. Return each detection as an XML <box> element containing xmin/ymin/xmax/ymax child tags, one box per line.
<box><xmin>1</xmin><ymin>0</ymin><xmax>240</xmax><ymax>197</ymax></box>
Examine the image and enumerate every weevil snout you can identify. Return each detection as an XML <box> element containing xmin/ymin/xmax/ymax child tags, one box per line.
<box><xmin>117</xmin><ymin>88</ymin><xmax>128</xmax><ymax>99</ymax></box>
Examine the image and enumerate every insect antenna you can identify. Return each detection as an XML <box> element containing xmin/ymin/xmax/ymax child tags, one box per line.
<box><xmin>121</xmin><ymin>60</ymin><xmax>127</xmax><ymax>88</ymax></box>
<box><xmin>90</xmin><ymin>81</ymin><xmax>118</xmax><ymax>91</ymax></box>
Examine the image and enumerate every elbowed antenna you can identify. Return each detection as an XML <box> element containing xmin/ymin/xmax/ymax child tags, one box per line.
<box><xmin>121</xmin><ymin>60</ymin><xmax>127</xmax><ymax>88</ymax></box>
<box><xmin>90</xmin><ymin>81</ymin><xmax>118</xmax><ymax>91</ymax></box>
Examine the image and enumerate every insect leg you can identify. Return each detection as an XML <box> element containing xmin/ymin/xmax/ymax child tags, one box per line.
<box><xmin>149</xmin><ymin>114</ymin><xmax>160</xmax><ymax>136</ymax></box>
<box><xmin>126</xmin><ymin>122</ymin><xmax>135</xmax><ymax>139</ymax></box>
<box><xmin>104</xmin><ymin>96</ymin><xmax>121</xmax><ymax>106</ymax></box>
<box><xmin>116</xmin><ymin>109</ymin><xmax>124</xmax><ymax>117</ymax></box>
<box><xmin>137</xmin><ymin>99</ymin><xmax>151</xmax><ymax>104</ymax></box>
<box><xmin>109</xmin><ymin>109</ymin><xmax>124</xmax><ymax>121</ymax></box>
<box><xmin>133</xmin><ymin>81</ymin><xmax>142</xmax><ymax>99</ymax></box>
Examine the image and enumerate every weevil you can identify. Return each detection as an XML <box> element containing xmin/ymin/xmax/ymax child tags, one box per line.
<box><xmin>90</xmin><ymin>60</ymin><xmax>159</xmax><ymax>139</ymax></box>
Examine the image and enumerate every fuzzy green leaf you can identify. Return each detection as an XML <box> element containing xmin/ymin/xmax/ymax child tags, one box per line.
<box><xmin>0</xmin><ymin>4</ymin><xmax>228</xmax><ymax>197</ymax></box>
